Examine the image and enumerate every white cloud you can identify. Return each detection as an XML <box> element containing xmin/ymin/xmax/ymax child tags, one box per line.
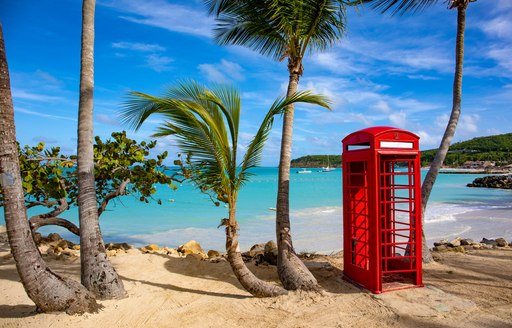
<box><xmin>198</xmin><ymin>64</ymin><xmax>225</xmax><ymax>83</ymax></box>
<box><xmin>12</xmin><ymin>89</ymin><xmax>63</xmax><ymax>102</ymax></box>
<box><xmin>198</xmin><ymin>60</ymin><xmax>244</xmax><ymax>83</ymax></box>
<box><xmin>391</xmin><ymin>97</ymin><xmax>442</xmax><ymax>113</ymax></box>
<box><xmin>371</xmin><ymin>100</ymin><xmax>391</xmax><ymax>113</ymax></box>
<box><xmin>146</xmin><ymin>54</ymin><xmax>174</xmax><ymax>72</ymax></box>
<box><xmin>435</xmin><ymin>114</ymin><xmax>450</xmax><ymax>129</ymax></box>
<box><xmin>312</xmin><ymin>51</ymin><xmax>366</xmax><ymax>75</ymax></box>
<box><xmin>111</xmin><ymin>40</ymin><xmax>173</xmax><ymax>72</ymax></box>
<box><xmin>458</xmin><ymin>114</ymin><xmax>480</xmax><ymax>135</ymax></box>
<box><xmin>99</xmin><ymin>0</ymin><xmax>213</xmax><ymax>37</ymax></box>
<box><xmin>481</xmin><ymin>17</ymin><xmax>512</xmax><ymax>39</ymax></box>
<box><xmin>96</xmin><ymin>114</ymin><xmax>120</xmax><ymax>126</ymax></box>
<box><xmin>480</xmin><ymin>0</ymin><xmax>512</xmax><ymax>42</ymax></box>
<box><xmin>317</xmin><ymin>35</ymin><xmax>453</xmax><ymax>77</ymax></box>
<box><xmin>388</xmin><ymin>110</ymin><xmax>407</xmax><ymax>128</ymax></box>
<box><xmin>486</xmin><ymin>127</ymin><xmax>502</xmax><ymax>135</ymax></box>
<box><xmin>416</xmin><ymin>130</ymin><xmax>440</xmax><ymax>147</ymax></box>
<box><xmin>487</xmin><ymin>46</ymin><xmax>512</xmax><ymax>74</ymax></box>
<box><xmin>15</xmin><ymin>107</ymin><xmax>76</xmax><ymax>121</ymax></box>
<box><xmin>407</xmin><ymin>74</ymin><xmax>440</xmax><ymax>81</ymax></box>
<box><xmin>112</xmin><ymin>41</ymin><xmax>166</xmax><ymax>52</ymax></box>
<box><xmin>35</xmin><ymin>70</ymin><xmax>62</xmax><ymax>86</ymax></box>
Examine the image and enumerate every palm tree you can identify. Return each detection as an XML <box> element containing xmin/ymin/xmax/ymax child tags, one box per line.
<box><xmin>367</xmin><ymin>0</ymin><xmax>476</xmax><ymax>262</ymax></box>
<box><xmin>205</xmin><ymin>0</ymin><xmax>348</xmax><ymax>291</ymax></box>
<box><xmin>77</xmin><ymin>0</ymin><xmax>126</xmax><ymax>299</ymax></box>
<box><xmin>121</xmin><ymin>80</ymin><xmax>330</xmax><ymax>297</ymax></box>
<box><xmin>0</xmin><ymin>23</ymin><xmax>99</xmax><ymax>314</ymax></box>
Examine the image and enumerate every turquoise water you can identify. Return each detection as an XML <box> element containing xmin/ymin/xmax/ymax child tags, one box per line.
<box><xmin>2</xmin><ymin>167</ymin><xmax>512</xmax><ymax>252</ymax></box>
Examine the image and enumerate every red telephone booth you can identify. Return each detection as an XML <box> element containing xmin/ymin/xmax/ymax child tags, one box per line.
<box><xmin>342</xmin><ymin>126</ymin><xmax>423</xmax><ymax>294</ymax></box>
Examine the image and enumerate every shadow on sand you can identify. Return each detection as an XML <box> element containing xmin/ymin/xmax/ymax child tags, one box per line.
<box><xmin>0</xmin><ymin>304</ymin><xmax>37</xmax><ymax>318</ymax></box>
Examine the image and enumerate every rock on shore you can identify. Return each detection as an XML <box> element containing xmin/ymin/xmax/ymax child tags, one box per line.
<box><xmin>432</xmin><ymin>237</ymin><xmax>511</xmax><ymax>254</ymax></box>
<box><xmin>467</xmin><ymin>175</ymin><xmax>512</xmax><ymax>189</ymax></box>
<box><xmin>29</xmin><ymin>233</ymin><xmax>281</xmax><ymax>266</ymax></box>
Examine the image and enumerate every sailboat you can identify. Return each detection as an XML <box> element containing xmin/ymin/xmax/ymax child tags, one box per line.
<box><xmin>320</xmin><ymin>155</ymin><xmax>336</xmax><ymax>172</ymax></box>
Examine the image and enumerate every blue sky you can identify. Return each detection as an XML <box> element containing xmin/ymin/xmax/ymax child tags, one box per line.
<box><xmin>0</xmin><ymin>0</ymin><xmax>511</xmax><ymax>166</ymax></box>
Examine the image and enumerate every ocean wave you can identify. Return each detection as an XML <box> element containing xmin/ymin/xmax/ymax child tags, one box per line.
<box><xmin>424</xmin><ymin>203</ymin><xmax>473</xmax><ymax>224</ymax></box>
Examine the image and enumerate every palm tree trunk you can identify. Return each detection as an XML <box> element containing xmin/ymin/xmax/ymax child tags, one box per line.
<box><xmin>77</xmin><ymin>0</ymin><xmax>126</xmax><ymax>299</ymax></box>
<box><xmin>421</xmin><ymin>4</ymin><xmax>467</xmax><ymax>263</ymax></box>
<box><xmin>226</xmin><ymin>203</ymin><xmax>287</xmax><ymax>297</ymax></box>
<box><xmin>0</xmin><ymin>23</ymin><xmax>99</xmax><ymax>314</ymax></box>
<box><xmin>276</xmin><ymin>70</ymin><xmax>319</xmax><ymax>291</ymax></box>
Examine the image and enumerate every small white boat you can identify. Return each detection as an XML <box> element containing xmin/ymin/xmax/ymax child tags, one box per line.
<box><xmin>320</xmin><ymin>155</ymin><xmax>336</xmax><ymax>172</ymax></box>
<box><xmin>296</xmin><ymin>168</ymin><xmax>312</xmax><ymax>174</ymax></box>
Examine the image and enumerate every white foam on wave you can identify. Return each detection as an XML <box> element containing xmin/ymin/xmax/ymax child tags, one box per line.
<box><xmin>424</xmin><ymin>203</ymin><xmax>472</xmax><ymax>224</ymax></box>
<box><xmin>291</xmin><ymin>206</ymin><xmax>341</xmax><ymax>218</ymax></box>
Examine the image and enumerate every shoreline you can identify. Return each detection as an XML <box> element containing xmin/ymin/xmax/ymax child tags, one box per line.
<box><xmin>439</xmin><ymin>168</ymin><xmax>511</xmax><ymax>174</ymax></box>
<box><xmin>3</xmin><ymin>198</ymin><xmax>510</xmax><ymax>254</ymax></box>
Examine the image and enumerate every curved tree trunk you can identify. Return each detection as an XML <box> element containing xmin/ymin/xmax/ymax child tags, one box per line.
<box><xmin>276</xmin><ymin>70</ymin><xmax>319</xmax><ymax>291</ymax></box>
<box><xmin>226</xmin><ymin>203</ymin><xmax>287</xmax><ymax>297</ymax></box>
<box><xmin>0</xmin><ymin>23</ymin><xmax>99</xmax><ymax>314</ymax></box>
<box><xmin>77</xmin><ymin>0</ymin><xmax>126</xmax><ymax>299</ymax></box>
<box><xmin>28</xmin><ymin>198</ymin><xmax>81</xmax><ymax>236</ymax></box>
<box><xmin>30</xmin><ymin>216</ymin><xmax>81</xmax><ymax>236</ymax></box>
<box><xmin>421</xmin><ymin>4</ymin><xmax>467</xmax><ymax>263</ymax></box>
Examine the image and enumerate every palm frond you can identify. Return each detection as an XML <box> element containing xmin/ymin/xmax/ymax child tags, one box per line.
<box><xmin>214</xmin><ymin>17</ymin><xmax>288</xmax><ymax>60</ymax></box>
<box><xmin>121</xmin><ymin>81</ymin><xmax>234</xmax><ymax>193</ymax></box>
<box><xmin>365</xmin><ymin>0</ymin><xmax>439</xmax><ymax>15</ymax></box>
<box><xmin>237</xmin><ymin>90</ymin><xmax>331</xmax><ymax>187</ymax></box>
<box><xmin>206</xmin><ymin>0</ymin><xmax>350</xmax><ymax>62</ymax></box>
<box><xmin>121</xmin><ymin>79</ymin><xmax>331</xmax><ymax>206</ymax></box>
<box><xmin>120</xmin><ymin>91</ymin><xmax>175</xmax><ymax>131</ymax></box>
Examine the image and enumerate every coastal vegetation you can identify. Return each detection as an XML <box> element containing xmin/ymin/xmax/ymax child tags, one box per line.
<box><xmin>206</xmin><ymin>0</ymin><xmax>348</xmax><ymax>292</ymax></box>
<box><xmin>121</xmin><ymin>80</ymin><xmax>330</xmax><ymax>297</ymax></box>
<box><xmin>291</xmin><ymin>155</ymin><xmax>342</xmax><ymax>168</ymax></box>
<box><xmin>291</xmin><ymin>133</ymin><xmax>512</xmax><ymax>168</ymax></box>
<box><xmin>0</xmin><ymin>132</ymin><xmax>178</xmax><ymax>237</ymax></box>
<box><xmin>421</xmin><ymin>133</ymin><xmax>512</xmax><ymax>167</ymax></box>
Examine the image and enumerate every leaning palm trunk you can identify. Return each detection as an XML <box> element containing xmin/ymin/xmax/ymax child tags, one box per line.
<box><xmin>276</xmin><ymin>70</ymin><xmax>319</xmax><ymax>290</ymax></box>
<box><xmin>121</xmin><ymin>81</ymin><xmax>329</xmax><ymax>297</ymax></box>
<box><xmin>226</xmin><ymin>202</ymin><xmax>287</xmax><ymax>297</ymax></box>
<box><xmin>77</xmin><ymin>0</ymin><xmax>126</xmax><ymax>299</ymax></box>
<box><xmin>0</xmin><ymin>23</ymin><xmax>99</xmax><ymax>314</ymax></box>
<box><xmin>420</xmin><ymin>3</ymin><xmax>467</xmax><ymax>263</ymax></box>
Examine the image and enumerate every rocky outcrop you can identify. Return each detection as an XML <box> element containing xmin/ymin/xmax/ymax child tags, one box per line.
<box><xmin>242</xmin><ymin>240</ymin><xmax>278</xmax><ymax>266</ymax></box>
<box><xmin>34</xmin><ymin>233</ymin><xmax>136</xmax><ymax>259</ymax></box>
<box><xmin>467</xmin><ymin>175</ymin><xmax>512</xmax><ymax>189</ymax></box>
<box><xmin>138</xmin><ymin>240</ymin><xmax>226</xmax><ymax>262</ymax></box>
<box><xmin>432</xmin><ymin>237</ymin><xmax>510</xmax><ymax>254</ymax></box>
<box><xmin>177</xmin><ymin>240</ymin><xmax>207</xmax><ymax>259</ymax></box>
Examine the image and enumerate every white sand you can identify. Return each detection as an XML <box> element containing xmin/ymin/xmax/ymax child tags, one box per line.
<box><xmin>0</xmin><ymin>225</ymin><xmax>511</xmax><ymax>328</ymax></box>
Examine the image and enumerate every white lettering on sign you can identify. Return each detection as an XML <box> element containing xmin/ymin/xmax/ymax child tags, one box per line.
<box><xmin>380</xmin><ymin>141</ymin><xmax>413</xmax><ymax>149</ymax></box>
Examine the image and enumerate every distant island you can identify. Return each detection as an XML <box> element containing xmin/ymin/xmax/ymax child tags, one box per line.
<box><xmin>291</xmin><ymin>133</ymin><xmax>512</xmax><ymax>172</ymax></box>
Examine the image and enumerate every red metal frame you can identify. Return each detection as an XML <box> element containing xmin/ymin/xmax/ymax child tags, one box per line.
<box><xmin>342</xmin><ymin>126</ymin><xmax>423</xmax><ymax>294</ymax></box>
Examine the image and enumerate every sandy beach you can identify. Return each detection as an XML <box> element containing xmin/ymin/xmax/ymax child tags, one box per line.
<box><xmin>0</xmin><ymin>225</ymin><xmax>511</xmax><ymax>328</ymax></box>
